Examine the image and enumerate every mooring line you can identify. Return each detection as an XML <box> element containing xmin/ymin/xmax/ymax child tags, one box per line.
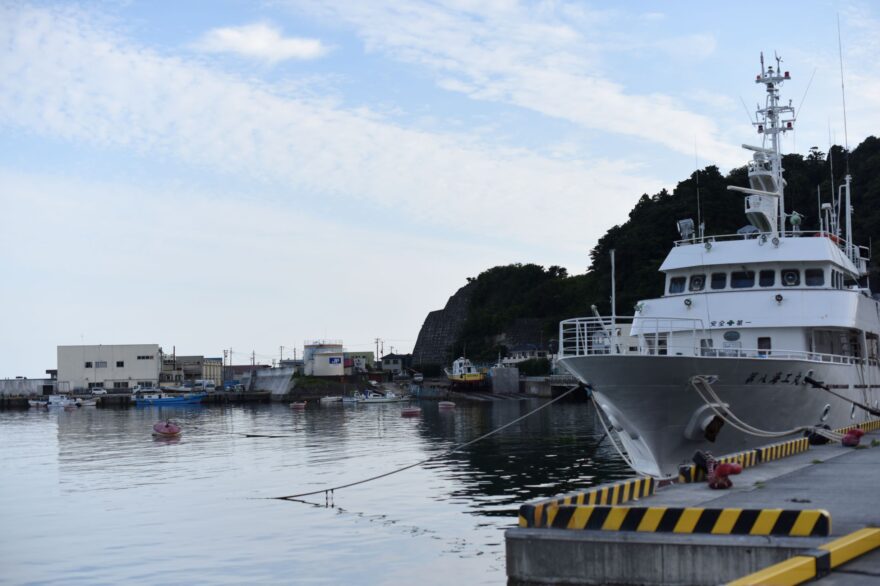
<box><xmin>274</xmin><ymin>385</ymin><xmax>582</xmax><ymax>501</ymax></box>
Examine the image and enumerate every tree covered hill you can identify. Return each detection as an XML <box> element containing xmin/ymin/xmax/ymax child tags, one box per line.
<box><xmin>415</xmin><ymin>137</ymin><xmax>880</xmax><ymax>365</ymax></box>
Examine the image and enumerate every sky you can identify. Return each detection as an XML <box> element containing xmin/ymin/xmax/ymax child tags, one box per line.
<box><xmin>2</xmin><ymin>1</ymin><xmax>880</xmax><ymax>377</ymax></box>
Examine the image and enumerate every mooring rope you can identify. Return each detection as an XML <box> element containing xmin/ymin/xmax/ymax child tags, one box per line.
<box><xmin>690</xmin><ymin>375</ymin><xmax>843</xmax><ymax>441</ymax></box>
<box><xmin>804</xmin><ymin>376</ymin><xmax>880</xmax><ymax>417</ymax></box>
<box><xmin>274</xmin><ymin>385</ymin><xmax>582</xmax><ymax>501</ymax></box>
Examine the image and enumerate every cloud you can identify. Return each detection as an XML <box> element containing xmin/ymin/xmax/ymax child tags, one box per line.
<box><xmin>0</xmin><ymin>4</ymin><xmax>663</xmax><ymax>256</ymax></box>
<box><xmin>192</xmin><ymin>22</ymin><xmax>329</xmax><ymax>63</ymax></box>
<box><xmin>285</xmin><ymin>0</ymin><xmax>742</xmax><ymax>166</ymax></box>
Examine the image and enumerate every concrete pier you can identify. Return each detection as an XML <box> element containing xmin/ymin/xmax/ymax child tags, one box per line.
<box><xmin>506</xmin><ymin>423</ymin><xmax>880</xmax><ymax>585</ymax></box>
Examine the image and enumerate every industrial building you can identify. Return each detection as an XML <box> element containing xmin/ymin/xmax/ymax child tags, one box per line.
<box><xmin>303</xmin><ymin>340</ymin><xmax>345</xmax><ymax>377</ymax></box>
<box><xmin>161</xmin><ymin>355</ymin><xmax>223</xmax><ymax>386</ymax></box>
<box><xmin>57</xmin><ymin>344</ymin><xmax>162</xmax><ymax>391</ymax></box>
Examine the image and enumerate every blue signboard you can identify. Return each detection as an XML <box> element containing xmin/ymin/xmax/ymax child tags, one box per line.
<box><xmin>329</xmin><ymin>357</ymin><xmax>341</xmax><ymax>364</ymax></box>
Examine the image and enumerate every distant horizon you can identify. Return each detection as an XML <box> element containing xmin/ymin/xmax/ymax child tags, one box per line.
<box><xmin>3</xmin><ymin>1</ymin><xmax>879</xmax><ymax>378</ymax></box>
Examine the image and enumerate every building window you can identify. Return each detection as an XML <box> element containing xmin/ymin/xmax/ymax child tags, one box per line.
<box><xmin>669</xmin><ymin>277</ymin><xmax>686</xmax><ymax>293</ymax></box>
<box><xmin>88</xmin><ymin>382</ymin><xmax>103</xmax><ymax>389</ymax></box>
<box><xmin>805</xmin><ymin>268</ymin><xmax>825</xmax><ymax>286</ymax></box>
<box><xmin>731</xmin><ymin>271</ymin><xmax>755</xmax><ymax>289</ymax></box>
<box><xmin>759</xmin><ymin>270</ymin><xmax>775</xmax><ymax>287</ymax></box>
<box><xmin>116</xmin><ymin>361</ymin><xmax>124</xmax><ymax>368</ymax></box>
<box><xmin>689</xmin><ymin>274</ymin><xmax>705</xmax><ymax>292</ymax></box>
<box><xmin>95</xmin><ymin>361</ymin><xmax>107</xmax><ymax>368</ymax></box>
<box><xmin>711</xmin><ymin>272</ymin><xmax>727</xmax><ymax>290</ymax></box>
<box><xmin>137</xmin><ymin>355</ymin><xmax>154</xmax><ymax>360</ymax></box>
<box><xmin>84</xmin><ymin>361</ymin><xmax>93</xmax><ymax>368</ymax></box>
<box><xmin>782</xmin><ymin>269</ymin><xmax>800</xmax><ymax>287</ymax></box>
<box><xmin>113</xmin><ymin>382</ymin><xmax>129</xmax><ymax>389</ymax></box>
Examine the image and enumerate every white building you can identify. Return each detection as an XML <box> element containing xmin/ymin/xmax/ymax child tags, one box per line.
<box><xmin>302</xmin><ymin>340</ymin><xmax>344</xmax><ymax>377</ymax></box>
<box><xmin>57</xmin><ymin>344</ymin><xmax>162</xmax><ymax>391</ymax></box>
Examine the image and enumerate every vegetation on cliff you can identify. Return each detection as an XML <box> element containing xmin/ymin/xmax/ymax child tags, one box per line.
<box><xmin>444</xmin><ymin>137</ymin><xmax>880</xmax><ymax>363</ymax></box>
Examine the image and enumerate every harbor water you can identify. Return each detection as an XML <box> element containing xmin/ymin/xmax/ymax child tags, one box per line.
<box><xmin>0</xmin><ymin>399</ymin><xmax>629</xmax><ymax>584</ymax></box>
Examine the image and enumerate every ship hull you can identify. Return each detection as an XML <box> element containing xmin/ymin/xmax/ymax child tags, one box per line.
<box><xmin>559</xmin><ymin>354</ymin><xmax>880</xmax><ymax>478</ymax></box>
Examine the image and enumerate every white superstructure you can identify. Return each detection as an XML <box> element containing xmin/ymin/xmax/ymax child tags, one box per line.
<box><xmin>559</xmin><ymin>55</ymin><xmax>880</xmax><ymax>478</ymax></box>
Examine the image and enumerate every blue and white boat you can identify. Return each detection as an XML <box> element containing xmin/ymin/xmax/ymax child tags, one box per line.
<box><xmin>134</xmin><ymin>392</ymin><xmax>205</xmax><ymax>406</ymax></box>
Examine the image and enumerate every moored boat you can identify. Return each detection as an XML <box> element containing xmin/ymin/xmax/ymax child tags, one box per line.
<box><xmin>401</xmin><ymin>406</ymin><xmax>422</xmax><ymax>417</ymax></box>
<box><xmin>438</xmin><ymin>401</ymin><xmax>456</xmax><ymax>409</ymax></box>
<box><xmin>444</xmin><ymin>357</ymin><xmax>487</xmax><ymax>387</ymax></box>
<box><xmin>290</xmin><ymin>401</ymin><xmax>307</xmax><ymax>410</ymax></box>
<box><xmin>558</xmin><ymin>54</ymin><xmax>880</xmax><ymax>478</ymax></box>
<box><xmin>135</xmin><ymin>392</ymin><xmax>205</xmax><ymax>406</ymax></box>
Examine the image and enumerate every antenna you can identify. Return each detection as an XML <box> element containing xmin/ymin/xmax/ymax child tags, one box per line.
<box><xmin>837</xmin><ymin>14</ymin><xmax>850</xmax><ymax>173</ymax></box>
<box><xmin>694</xmin><ymin>142</ymin><xmax>703</xmax><ymax>238</ymax></box>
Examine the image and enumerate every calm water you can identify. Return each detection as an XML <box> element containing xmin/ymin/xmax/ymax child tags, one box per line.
<box><xmin>0</xmin><ymin>398</ymin><xmax>629</xmax><ymax>585</ymax></box>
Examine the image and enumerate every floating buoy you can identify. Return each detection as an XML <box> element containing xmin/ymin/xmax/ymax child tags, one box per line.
<box><xmin>152</xmin><ymin>421</ymin><xmax>181</xmax><ymax>437</ymax></box>
<box><xmin>401</xmin><ymin>406</ymin><xmax>422</xmax><ymax>417</ymax></box>
<box><xmin>290</xmin><ymin>401</ymin><xmax>307</xmax><ymax>410</ymax></box>
<box><xmin>438</xmin><ymin>401</ymin><xmax>456</xmax><ymax>409</ymax></box>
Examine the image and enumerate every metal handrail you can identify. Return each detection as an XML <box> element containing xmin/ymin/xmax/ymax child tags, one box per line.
<box><xmin>559</xmin><ymin>316</ymin><xmax>876</xmax><ymax>366</ymax></box>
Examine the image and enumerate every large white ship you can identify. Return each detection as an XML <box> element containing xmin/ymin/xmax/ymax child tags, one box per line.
<box><xmin>558</xmin><ymin>55</ymin><xmax>880</xmax><ymax>478</ymax></box>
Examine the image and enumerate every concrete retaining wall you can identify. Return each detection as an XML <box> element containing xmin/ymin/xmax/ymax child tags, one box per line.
<box><xmin>0</xmin><ymin>378</ymin><xmax>54</xmax><ymax>396</ymax></box>
<box><xmin>490</xmin><ymin>367</ymin><xmax>519</xmax><ymax>394</ymax></box>
<box><xmin>506</xmin><ymin>529</ymin><xmax>822</xmax><ymax>585</ymax></box>
<box><xmin>241</xmin><ymin>367</ymin><xmax>295</xmax><ymax>396</ymax></box>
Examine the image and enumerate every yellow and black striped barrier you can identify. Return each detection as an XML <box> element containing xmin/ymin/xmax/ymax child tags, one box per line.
<box><xmin>757</xmin><ymin>437</ymin><xmax>810</xmax><ymax>463</ymax></box>
<box><xmin>542</xmin><ymin>506</ymin><xmax>830</xmax><ymax>537</ymax></box>
<box><xmin>728</xmin><ymin>526</ymin><xmax>880</xmax><ymax>585</ymax></box>
<box><xmin>837</xmin><ymin>418</ymin><xmax>880</xmax><ymax>434</ymax></box>
<box><xmin>678</xmin><ymin>436</ymin><xmax>812</xmax><ymax>483</ymax></box>
<box><xmin>678</xmin><ymin>449</ymin><xmax>758</xmax><ymax>483</ymax></box>
<box><xmin>519</xmin><ymin>476</ymin><xmax>655</xmax><ymax>528</ymax></box>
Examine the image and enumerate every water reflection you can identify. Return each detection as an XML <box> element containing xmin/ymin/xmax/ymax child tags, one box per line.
<box><xmin>1</xmin><ymin>398</ymin><xmax>630</xmax><ymax>584</ymax></box>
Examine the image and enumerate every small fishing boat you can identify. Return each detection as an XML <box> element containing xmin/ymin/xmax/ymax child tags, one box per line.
<box><xmin>319</xmin><ymin>396</ymin><xmax>342</xmax><ymax>404</ymax></box>
<box><xmin>444</xmin><ymin>357</ymin><xmax>487</xmax><ymax>387</ymax></box>
<box><xmin>401</xmin><ymin>406</ymin><xmax>422</xmax><ymax>417</ymax></box>
<box><xmin>438</xmin><ymin>401</ymin><xmax>456</xmax><ymax>409</ymax></box>
<box><xmin>362</xmin><ymin>390</ymin><xmax>408</xmax><ymax>404</ymax></box>
<box><xmin>290</xmin><ymin>401</ymin><xmax>307</xmax><ymax>410</ymax></box>
<box><xmin>79</xmin><ymin>398</ymin><xmax>98</xmax><ymax>407</ymax></box>
<box><xmin>134</xmin><ymin>392</ymin><xmax>205</xmax><ymax>406</ymax></box>
<box><xmin>39</xmin><ymin>395</ymin><xmax>80</xmax><ymax>408</ymax></box>
<box><xmin>28</xmin><ymin>398</ymin><xmax>48</xmax><ymax>409</ymax></box>
<box><xmin>152</xmin><ymin>421</ymin><xmax>181</xmax><ymax>437</ymax></box>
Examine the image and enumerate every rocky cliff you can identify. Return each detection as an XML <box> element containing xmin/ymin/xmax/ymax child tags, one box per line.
<box><xmin>412</xmin><ymin>283</ymin><xmax>473</xmax><ymax>366</ymax></box>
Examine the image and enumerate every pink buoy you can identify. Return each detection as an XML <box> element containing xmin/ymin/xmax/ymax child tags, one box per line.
<box><xmin>152</xmin><ymin>421</ymin><xmax>181</xmax><ymax>437</ymax></box>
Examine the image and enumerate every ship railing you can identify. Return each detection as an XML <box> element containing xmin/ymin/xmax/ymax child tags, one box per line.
<box><xmin>673</xmin><ymin>230</ymin><xmax>862</xmax><ymax>252</ymax></box>
<box><xmin>559</xmin><ymin>316</ymin><xmax>706</xmax><ymax>358</ymax></box>
<box><xmin>560</xmin><ymin>318</ymin><xmax>876</xmax><ymax>366</ymax></box>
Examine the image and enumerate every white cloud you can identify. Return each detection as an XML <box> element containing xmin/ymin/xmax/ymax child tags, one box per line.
<box><xmin>192</xmin><ymin>22</ymin><xmax>329</xmax><ymax>63</ymax></box>
<box><xmin>0</xmin><ymin>4</ymin><xmax>662</xmax><ymax>255</ymax></box>
<box><xmin>286</xmin><ymin>0</ymin><xmax>742</xmax><ymax>166</ymax></box>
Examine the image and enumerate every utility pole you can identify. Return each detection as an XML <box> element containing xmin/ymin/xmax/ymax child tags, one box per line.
<box><xmin>251</xmin><ymin>351</ymin><xmax>255</xmax><ymax>371</ymax></box>
<box><xmin>375</xmin><ymin>338</ymin><xmax>380</xmax><ymax>360</ymax></box>
<box><xmin>280</xmin><ymin>346</ymin><xmax>284</xmax><ymax>365</ymax></box>
<box><xmin>380</xmin><ymin>340</ymin><xmax>384</xmax><ymax>357</ymax></box>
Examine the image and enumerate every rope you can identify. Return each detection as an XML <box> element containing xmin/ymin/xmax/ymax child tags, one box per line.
<box><xmin>690</xmin><ymin>375</ymin><xmax>843</xmax><ymax>441</ymax></box>
<box><xmin>274</xmin><ymin>385</ymin><xmax>582</xmax><ymax>501</ymax></box>
<box><xmin>804</xmin><ymin>376</ymin><xmax>880</xmax><ymax>417</ymax></box>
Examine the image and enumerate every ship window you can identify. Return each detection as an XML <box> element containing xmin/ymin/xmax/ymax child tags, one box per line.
<box><xmin>731</xmin><ymin>271</ymin><xmax>755</xmax><ymax>288</ymax></box>
<box><xmin>781</xmin><ymin>269</ymin><xmax>800</xmax><ymax>287</ymax></box>
<box><xmin>805</xmin><ymin>269</ymin><xmax>825</xmax><ymax>286</ymax></box>
<box><xmin>758</xmin><ymin>337</ymin><xmax>771</xmax><ymax>357</ymax></box>
<box><xmin>711</xmin><ymin>272</ymin><xmax>727</xmax><ymax>290</ymax></box>
<box><xmin>700</xmin><ymin>339</ymin><xmax>715</xmax><ymax>356</ymax></box>
<box><xmin>689</xmin><ymin>274</ymin><xmax>705</xmax><ymax>292</ymax></box>
<box><xmin>759</xmin><ymin>270</ymin><xmax>775</xmax><ymax>287</ymax></box>
<box><xmin>669</xmin><ymin>277</ymin><xmax>686</xmax><ymax>294</ymax></box>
